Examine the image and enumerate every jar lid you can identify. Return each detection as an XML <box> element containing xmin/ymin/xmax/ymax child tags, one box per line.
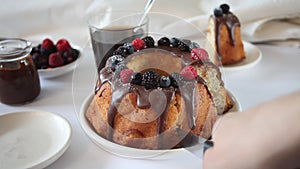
<box><xmin>0</xmin><ymin>38</ymin><xmax>32</xmax><ymax>62</ymax></box>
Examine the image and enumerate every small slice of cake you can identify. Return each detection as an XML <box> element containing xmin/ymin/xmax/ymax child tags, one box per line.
<box><xmin>206</xmin><ymin>4</ymin><xmax>246</xmax><ymax>65</ymax></box>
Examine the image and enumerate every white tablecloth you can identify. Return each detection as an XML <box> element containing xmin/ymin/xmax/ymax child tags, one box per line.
<box><xmin>1</xmin><ymin>1</ymin><xmax>300</xmax><ymax>168</ymax></box>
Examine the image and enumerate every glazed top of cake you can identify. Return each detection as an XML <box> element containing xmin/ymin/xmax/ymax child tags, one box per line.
<box><xmin>96</xmin><ymin>36</ymin><xmax>222</xmax><ymax>139</ymax></box>
<box><xmin>211</xmin><ymin>4</ymin><xmax>241</xmax><ymax>52</ymax></box>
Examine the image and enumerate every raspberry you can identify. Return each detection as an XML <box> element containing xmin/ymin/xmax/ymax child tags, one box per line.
<box><xmin>158</xmin><ymin>37</ymin><xmax>170</xmax><ymax>46</ymax></box>
<box><xmin>120</xmin><ymin>69</ymin><xmax>134</xmax><ymax>83</ymax></box>
<box><xmin>142</xmin><ymin>36</ymin><xmax>155</xmax><ymax>47</ymax></box>
<box><xmin>49</xmin><ymin>52</ymin><xmax>64</xmax><ymax>67</ymax></box>
<box><xmin>56</xmin><ymin>39</ymin><xmax>71</xmax><ymax>53</ymax></box>
<box><xmin>41</xmin><ymin>38</ymin><xmax>55</xmax><ymax>50</ymax></box>
<box><xmin>190</xmin><ymin>48</ymin><xmax>209</xmax><ymax>61</ymax></box>
<box><xmin>180</xmin><ymin>65</ymin><xmax>197</xmax><ymax>80</ymax></box>
<box><xmin>142</xmin><ymin>71</ymin><xmax>159</xmax><ymax>89</ymax></box>
<box><xmin>132</xmin><ymin>38</ymin><xmax>145</xmax><ymax>51</ymax></box>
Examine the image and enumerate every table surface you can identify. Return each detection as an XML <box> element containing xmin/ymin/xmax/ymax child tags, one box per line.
<box><xmin>1</xmin><ymin>43</ymin><xmax>300</xmax><ymax>169</ymax></box>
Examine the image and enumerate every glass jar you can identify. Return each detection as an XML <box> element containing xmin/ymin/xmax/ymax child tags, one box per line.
<box><xmin>0</xmin><ymin>38</ymin><xmax>41</xmax><ymax>105</ymax></box>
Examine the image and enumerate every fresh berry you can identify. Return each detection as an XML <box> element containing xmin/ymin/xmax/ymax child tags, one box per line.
<box><xmin>41</xmin><ymin>38</ymin><xmax>55</xmax><ymax>50</ymax></box>
<box><xmin>120</xmin><ymin>69</ymin><xmax>134</xmax><ymax>83</ymax></box>
<box><xmin>130</xmin><ymin>72</ymin><xmax>143</xmax><ymax>85</ymax></box>
<box><xmin>214</xmin><ymin>7</ymin><xmax>223</xmax><ymax>17</ymax></box>
<box><xmin>142</xmin><ymin>36</ymin><xmax>155</xmax><ymax>47</ymax></box>
<box><xmin>113</xmin><ymin>46</ymin><xmax>128</xmax><ymax>57</ymax></box>
<box><xmin>106</xmin><ymin>55</ymin><xmax>125</xmax><ymax>71</ymax></box>
<box><xmin>67</xmin><ymin>57</ymin><xmax>73</xmax><ymax>63</ymax></box>
<box><xmin>56</xmin><ymin>39</ymin><xmax>71</xmax><ymax>53</ymax></box>
<box><xmin>189</xmin><ymin>42</ymin><xmax>200</xmax><ymax>51</ymax></box>
<box><xmin>170</xmin><ymin>37</ymin><xmax>180</xmax><ymax>47</ymax></box>
<box><xmin>49</xmin><ymin>52</ymin><xmax>64</xmax><ymax>67</ymax></box>
<box><xmin>30</xmin><ymin>46</ymin><xmax>40</xmax><ymax>55</ymax></box>
<box><xmin>178</xmin><ymin>40</ymin><xmax>190</xmax><ymax>51</ymax></box>
<box><xmin>220</xmin><ymin>4</ymin><xmax>230</xmax><ymax>14</ymax></box>
<box><xmin>180</xmin><ymin>65</ymin><xmax>197</xmax><ymax>80</ymax></box>
<box><xmin>115</xmin><ymin>64</ymin><xmax>128</xmax><ymax>75</ymax></box>
<box><xmin>170</xmin><ymin>72</ymin><xmax>183</xmax><ymax>87</ymax></box>
<box><xmin>158</xmin><ymin>37</ymin><xmax>170</xmax><ymax>46</ymax></box>
<box><xmin>142</xmin><ymin>70</ymin><xmax>159</xmax><ymax>89</ymax></box>
<box><xmin>123</xmin><ymin>43</ymin><xmax>134</xmax><ymax>54</ymax></box>
<box><xmin>159</xmin><ymin>76</ymin><xmax>171</xmax><ymax>88</ymax></box>
<box><xmin>132</xmin><ymin>38</ymin><xmax>145</xmax><ymax>51</ymax></box>
<box><xmin>190</xmin><ymin>48</ymin><xmax>209</xmax><ymax>60</ymax></box>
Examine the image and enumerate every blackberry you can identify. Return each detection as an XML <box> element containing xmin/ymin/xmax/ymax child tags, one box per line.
<box><xmin>220</xmin><ymin>4</ymin><xmax>230</xmax><ymax>14</ymax></box>
<box><xmin>189</xmin><ymin>42</ymin><xmax>200</xmax><ymax>51</ymax></box>
<box><xmin>112</xmin><ymin>46</ymin><xmax>127</xmax><ymax>57</ymax></box>
<box><xmin>178</xmin><ymin>40</ymin><xmax>190</xmax><ymax>51</ymax></box>
<box><xmin>142</xmin><ymin>36</ymin><xmax>155</xmax><ymax>47</ymax></box>
<box><xmin>123</xmin><ymin>42</ymin><xmax>134</xmax><ymax>54</ymax></box>
<box><xmin>130</xmin><ymin>72</ymin><xmax>143</xmax><ymax>85</ymax></box>
<box><xmin>106</xmin><ymin>55</ymin><xmax>125</xmax><ymax>71</ymax></box>
<box><xmin>170</xmin><ymin>37</ymin><xmax>180</xmax><ymax>47</ymax></box>
<box><xmin>142</xmin><ymin>70</ymin><xmax>159</xmax><ymax>89</ymax></box>
<box><xmin>170</xmin><ymin>72</ymin><xmax>184</xmax><ymax>87</ymax></box>
<box><xmin>159</xmin><ymin>76</ymin><xmax>171</xmax><ymax>88</ymax></box>
<box><xmin>214</xmin><ymin>7</ymin><xmax>223</xmax><ymax>17</ymax></box>
<box><xmin>158</xmin><ymin>37</ymin><xmax>171</xmax><ymax>46</ymax></box>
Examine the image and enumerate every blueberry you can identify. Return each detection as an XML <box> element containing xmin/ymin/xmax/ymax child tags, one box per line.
<box><xmin>214</xmin><ymin>7</ymin><xmax>223</xmax><ymax>17</ymax></box>
<box><xmin>123</xmin><ymin>43</ymin><xmax>134</xmax><ymax>54</ymax></box>
<box><xmin>159</xmin><ymin>76</ymin><xmax>171</xmax><ymax>88</ymax></box>
<box><xmin>158</xmin><ymin>37</ymin><xmax>171</xmax><ymax>46</ymax></box>
<box><xmin>170</xmin><ymin>37</ymin><xmax>180</xmax><ymax>47</ymax></box>
<box><xmin>220</xmin><ymin>4</ymin><xmax>230</xmax><ymax>14</ymax></box>
<box><xmin>142</xmin><ymin>71</ymin><xmax>159</xmax><ymax>89</ymax></box>
<box><xmin>170</xmin><ymin>72</ymin><xmax>184</xmax><ymax>87</ymax></box>
<box><xmin>189</xmin><ymin>42</ymin><xmax>200</xmax><ymax>51</ymax></box>
<box><xmin>130</xmin><ymin>72</ymin><xmax>143</xmax><ymax>85</ymax></box>
<box><xmin>142</xmin><ymin>36</ymin><xmax>155</xmax><ymax>47</ymax></box>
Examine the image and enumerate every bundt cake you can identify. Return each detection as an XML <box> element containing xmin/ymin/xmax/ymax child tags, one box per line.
<box><xmin>86</xmin><ymin>36</ymin><xmax>233</xmax><ymax>149</ymax></box>
<box><xmin>206</xmin><ymin>4</ymin><xmax>246</xmax><ymax>65</ymax></box>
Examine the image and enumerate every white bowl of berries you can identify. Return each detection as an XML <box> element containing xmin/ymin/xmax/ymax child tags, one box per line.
<box><xmin>30</xmin><ymin>38</ymin><xmax>83</xmax><ymax>78</ymax></box>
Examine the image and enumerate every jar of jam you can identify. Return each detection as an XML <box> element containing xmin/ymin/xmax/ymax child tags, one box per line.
<box><xmin>0</xmin><ymin>38</ymin><xmax>41</xmax><ymax>105</ymax></box>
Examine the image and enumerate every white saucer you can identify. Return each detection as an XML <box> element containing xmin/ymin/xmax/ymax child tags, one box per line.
<box><xmin>38</xmin><ymin>45</ymin><xmax>83</xmax><ymax>79</ymax></box>
<box><xmin>223</xmin><ymin>41</ymin><xmax>262</xmax><ymax>72</ymax></box>
<box><xmin>79</xmin><ymin>90</ymin><xmax>241</xmax><ymax>159</ymax></box>
<box><xmin>0</xmin><ymin>110</ymin><xmax>72</xmax><ymax>169</ymax></box>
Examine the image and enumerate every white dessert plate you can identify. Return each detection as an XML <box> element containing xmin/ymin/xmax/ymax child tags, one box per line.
<box><xmin>0</xmin><ymin>110</ymin><xmax>72</xmax><ymax>169</ymax></box>
<box><xmin>223</xmin><ymin>41</ymin><xmax>262</xmax><ymax>72</ymax></box>
<box><xmin>79</xmin><ymin>90</ymin><xmax>241</xmax><ymax>159</ymax></box>
<box><xmin>37</xmin><ymin>45</ymin><xmax>83</xmax><ymax>79</ymax></box>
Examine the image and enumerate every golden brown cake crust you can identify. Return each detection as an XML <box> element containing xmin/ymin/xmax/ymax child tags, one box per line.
<box><xmin>86</xmin><ymin>81</ymin><xmax>218</xmax><ymax>149</ymax></box>
<box><xmin>85</xmin><ymin>36</ymin><xmax>233</xmax><ymax>150</ymax></box>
